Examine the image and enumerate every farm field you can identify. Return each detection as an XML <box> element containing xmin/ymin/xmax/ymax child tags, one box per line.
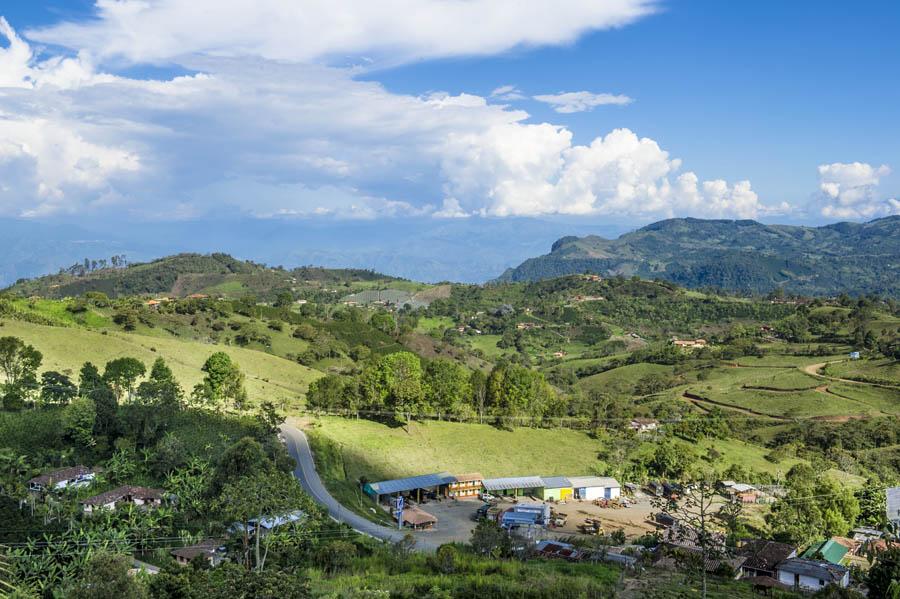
<box><xmin>578</xmin><ymin>363</ymin><xmax>676</xmax><ymax>395</ymax></box>
<box><xmin>0</xmin><ymin>319</ymin><xmax>321</xmax><ymax>407</ymax></box>
<box><xmin>823</xmin><ymin>358</ymin><xmax>900</xmax><ymax>386</ymax></box>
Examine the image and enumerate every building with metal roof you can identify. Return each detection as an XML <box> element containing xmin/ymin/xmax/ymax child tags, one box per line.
<box><xmin>482</xmin><ymin>476</ymin><xmax>544</xmax><ymax>496</ymax></box>
<box><xmin>363</xmin><ymin>472</ymin><xmax>454</xmax><ymax>500</ymax></box>
<box><xmin>540</xmin><ymin>476</ymin><xmax>573</xmax><ymax>501</ymax></box>
<box><xmin>776</xmin><ymin>558</ymin><xmax>849</xmax><ymax>590</ymax></box>
<box><xmin>887</xmin><ymin>486</ymin><xmax>900</xmax><ymax>527</ymax></box>
<box><xmin>801</xmin><ymin>539</ymin><xmax>848</xmax><ymax>565</ymax></box>
<box><xmin>568</xmin><ymin>476</ymin><xmax>621</xmax><ymax>500</ymax></box>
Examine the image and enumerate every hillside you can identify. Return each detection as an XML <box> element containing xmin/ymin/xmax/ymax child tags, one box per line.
<box><xmin>3</xmin><ymin>252</ymin><xmax>402</xmax><ymax>300</ymax></box>
<box><xmin>496</xmin><ymin>216</ymin><xmax>900</xmax><ymax>296</ymax></box>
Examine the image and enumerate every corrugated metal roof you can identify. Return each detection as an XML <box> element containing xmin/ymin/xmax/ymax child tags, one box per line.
<box><xmin>366</xmin><ymin>472</ymin><xmax>454</xmax><ymax>495</ymax></box>
<box><xmin>482</xmin><ymin>476</ymin><xmax>544</xmax><ymax>491</ymax></box>
<box><xmin>777</xmin><ymin>558</ymin><xmax>847</xmax><ymax>582</ymax></box>
<box><xmin>541</xmin><ymin>476</ymin><xmax>572</xmax><ymax>489</ymax></box>
<box><xmin>887</xmin><ymin>487</ymin><xmax>900</xmax><ymax>522</ymax></box>
<box><xmin>568</xmin><ymin>476</ymin><xmax>621</xmax><ymax>489</ymax></box>
<box><xmin>801</xmin><ymin>540</ymin><xmax>848</xmax><ymax>565</ymax></box>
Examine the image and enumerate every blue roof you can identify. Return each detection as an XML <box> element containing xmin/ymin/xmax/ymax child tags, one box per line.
<box><xmin>541</xmin><ymin>476</ymin><xmax>572</xmax><ymax>489</ymax></box>
<box><xmin>365</xmin><ymin>472</ymin><xmax>454</xmax><ymax>495</ymax></box>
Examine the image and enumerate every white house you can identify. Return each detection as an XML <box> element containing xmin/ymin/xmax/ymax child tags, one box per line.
<box><xmin>776</xmin><ymin>558</ymin><xmax>849</xmax><ymax>591</ymax></box>
<box><xmin>568</xmin><ymin>476</ymin><xmax>621</xmax><ymax>500</ymax></box>
<box><xmin>28</xmin><ymin>466</ymin><xmax>97</xmax><ymax>493</ymax></box>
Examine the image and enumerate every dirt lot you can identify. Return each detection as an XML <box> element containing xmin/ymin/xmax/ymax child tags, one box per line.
<box><xmin>546</xmin><ymin>493</ymin><xmax>658</xmax><ymax>538</ymax></box>
<box><xmin>400</xmin><ymin>497</ymin><xmax>483</xmax><ymax>545</ymax></box>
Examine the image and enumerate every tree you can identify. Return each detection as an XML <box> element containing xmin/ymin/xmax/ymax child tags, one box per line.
<box><xmin>78</xmin><ymin>362</ymin><xmax>105</xmax><ymax>397</ymax></box>
<box><xmin>62</xmin><ymin>397</ymin><xmax>97</xmax><ymax>449</ymax></box>
<box><xmin>40</xmin><ymin>371</ymin><xmax>77</xmax><ymax>405</ymax></box>
<box><xmin>867</xmin><ymin>547</ymin><xmax>900</xmax><ymax>599</ymax></box>
<box><xmin>68</xmin><ymin>552</ymin><xmax>147</xmax><ymax>599</ymax></box>
<box><xmin>767</xmin><ymin>464</ymin><xmax>860</xmax><ymax>545</ymax></box>
<box><xmin>647</xmin><ymin>440</ymin><xmax>696</xmax><ymax>479</ymax></box>
<box><xmin>103</xmin><ymin>358</ymin><xmax>146</xmax><ymax>402</ymax></box>
<box><xmin>362</xmin><ymin>352</ymin><xmax>424</xmax><ymax>420</ymax></box>
<box><xmin>135</xmin><ymin>358</ymin><xmax>184</xmax><ymax>408</ymax></box>
<box><xmin>469</xmin><ymin>519</ymin><xmax>511</xmax><ymax>558</ymax></box>
<box><xmin>423</xmin><ymin>359</ymin><xmax>470</xmax><ymax>419</ymax></box>
<box><xmin>315</xmin><ymin>540</ymin><xmax>357</xmax><ymax>573</ymax></box>
<box><xmin>213</xmin><ymin>437</ymin><xmax>271</xmax><ymax>493</ymax></box>
<box><xmin>217</xmin><ymin>470</ymin><xmax>312</xmax><ymax>571</ymax></box>
<box><xmin>469</xmin><ymin>369</ymin><xmax>487</xmax><ymax>424</ymax></box>
<box><xmin>652</xmin><ymin>478</ymin><xmax>727</xmax><ymax>599</ymax></box>
<box><xmin>0</xmin><ymin>337</ymin><xmax>42</xmax><ymax>410</ymax></box>
<box><xmin>192</xmin><ymin>352</ymin><xmax>248</xmax><ymax>410</ymax></box>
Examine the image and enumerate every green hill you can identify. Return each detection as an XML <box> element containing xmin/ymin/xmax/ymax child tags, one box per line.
<box><xmin>496</xmin><ymin>216</ymin><xmax>900</xmax><ymax>296</ymax></box>
<box><xmin>4</xmin><ymin>252</ymin><xmax>401</xmax><ymax>300</ymax></box>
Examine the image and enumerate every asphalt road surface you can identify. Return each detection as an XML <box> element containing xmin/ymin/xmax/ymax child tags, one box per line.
<box><xmin>280</xmin><ymin>423</ymin><xmax>438</xmax><ymax>552</ymax></box>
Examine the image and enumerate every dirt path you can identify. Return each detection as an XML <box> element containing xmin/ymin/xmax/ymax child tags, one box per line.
<box><xmin>802</xmin><ymin>361</ymin><xmax>900</xmax><ymax>390</ymax></box>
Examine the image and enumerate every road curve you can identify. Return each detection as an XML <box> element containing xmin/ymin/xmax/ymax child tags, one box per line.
<box><xmin>280</xmin><ymin>423</ymin><xmax>438</xmax><ymax>552</ymax></box>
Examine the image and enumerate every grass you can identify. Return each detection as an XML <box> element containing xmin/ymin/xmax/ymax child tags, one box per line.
<box><xmin>579</xmin><ymin>363</ymin><xmax>675</xmax><ymax>395</ymax></box>
<box><xmin>303</xmin><ymin>416</ymin><xmax>605</xmax><ymax>482</ymax></box>
<box><xmin>0</xmin><ymin>319</ymin><xmax>321</xmax><ymax>408</ymax></box>
<box><xmin>465</xmin><ymin>334</ymin><xmax>506</xmax><ymax>359</ymax></box>
<box><xmin>824</xmin><ymin>358</ymin><xmax>900</xmax><ymax>386</ymax></box>
<box><xmin>415</xmin><ymin>316</ymin><xmax>454</xmax><ymax>335</ymax></box>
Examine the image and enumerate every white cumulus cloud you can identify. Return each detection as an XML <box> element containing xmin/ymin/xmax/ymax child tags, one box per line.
<box><xmin>27</xmin><ymin>0</ymin><xmax>657</xmax><ymax>66</ymax></box>
<box><xmin>0</xmin><ymin>11</ymin><xmax>785</xmax><ymax>223</ymax></box>
<box><xmin>534</xmin><ymin>90</ymin><xmax>633</xmax><ymax>113</ymax></box>
<box><xmin>816</xmin><ymin>162</ymin><xmax>899</xmax><ymax>219</ymax></box>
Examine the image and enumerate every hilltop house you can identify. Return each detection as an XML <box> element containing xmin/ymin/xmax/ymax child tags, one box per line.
<box><xmin>81</xmin><ymin>486</ymin><xmax>164</xmax><ymax>514</ymax></box>
<box><xmin>28</xmin><ymin>466</ymin><xmax>97</xmax><ymax>493</ymax></box>
<box><xmin>776</xmin><ymin>558</ymin><xmax>849</xmax><ymax>590</ymax></box>
<box><xmin>672</xmin><ymin>338</ymin><xmax>708</xmax><ymax>350</ymax></box>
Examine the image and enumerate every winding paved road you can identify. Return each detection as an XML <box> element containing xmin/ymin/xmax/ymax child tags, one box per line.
<box><xmin>280</xmin><ymin>424</ymin><xmax>438</xmax><ymax>552</ymax></box>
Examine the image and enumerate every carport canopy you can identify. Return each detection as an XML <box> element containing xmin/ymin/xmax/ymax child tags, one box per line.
<box><xmin>365</xmin><ymin>472</ymin><xmax>454</xmax><ymax>497</ymax></box>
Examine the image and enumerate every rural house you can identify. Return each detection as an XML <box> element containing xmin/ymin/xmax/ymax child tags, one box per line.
<box><xmin>737</xmin><ymin>539</ymin><xmax>797</xmax><ymax>579</ymax></box>
<box><xmin>28</xmin><ymin>466</ymin><xmax>97</xmax><ymax>493</ymax></box>
<box><xmin>671</xmin><ymin>338</ymin><xmax>708</xmax><ymax>350</ymax></box>
<box><xmin>81</xmin><ymin>486</ymin><xmax>164</xmax><ymax>514</ymax></box>
<box><xmin>775</xmin><ymin>558</ymin><xmax>849</xmax><ymax>590</ymax></box>
<box><xmin>171</xmin><ymin>540</ymin><xmax>226</xmax><ymax>567</ymax></box>
<box><xmin>628</xmin><ymin>418</ymin><xmax>659</xmax><ymax>433</ymax></box>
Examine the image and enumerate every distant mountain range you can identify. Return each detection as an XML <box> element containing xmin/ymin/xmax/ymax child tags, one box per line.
<box><xmin>0</xmin><ymin>217</ymin><xmax>625</xmax><ymax>287</ymax></box>
<box><xmin>496</xmin><ymin>216</ymin><xmax>900</xmax><ymax>297</ymax></box>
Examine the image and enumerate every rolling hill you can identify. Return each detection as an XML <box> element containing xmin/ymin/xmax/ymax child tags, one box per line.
<box><xmin>3</xmin><ymin>252</ymin><xmax>400</xmax><ymax>300</ymax></box>
<box><xmin>495</xmin><ymin>216</ymin><xmax>900</xmax><ymax>296</ymax></box>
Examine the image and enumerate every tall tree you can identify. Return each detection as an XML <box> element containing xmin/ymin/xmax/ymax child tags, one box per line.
<box><xmin>217</xmin><ymin>470</ymin><xmax>311</xmax><ymax>571</ymax></box>
<box><xmin>0</xmin><ymin>336</ymin><xmax>42</xmax><ymax>410</ymax></box>
<box><xmin>424</xmin><ymin>359</ymin><xmax>470</xmax><ymax>419</ymax></box>
<box><xmin>135</xmin><ymin>358</ymin><xmax>184</xmax><ymax>408</ymax></box>
<box><xmin>192</xmin><ymin>352</ymin><xmax>248</xmax><ymax>410</ymax></box>
<box><xmin>362</xmin><ymin>352</ymin><xmax>424</xmax><ymax>420</ymax></box>
<box><xmin>40</xmin><ymin>371</ymin><xmax>77</xmax><ymax>406</ymax></box>
<box><xmin>103</xmin><ymin>358</ymin><xmax>146</xmax><ymax>402</ymax></box>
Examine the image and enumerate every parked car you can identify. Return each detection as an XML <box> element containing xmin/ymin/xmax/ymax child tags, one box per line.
<box><xmin>480</xmin><ymin>492</ymin><xmax>496</xmax><ymax>502</ymax></box>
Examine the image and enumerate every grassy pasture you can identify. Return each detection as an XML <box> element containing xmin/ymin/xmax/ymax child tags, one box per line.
<box><xmin>0</xmin><ymin>319</ymin><xmax>321</xmax><ymax>408</ymax></box>
<box><xmin>579</xmin><ymin>363</ymin><xmax>675</xmax><ymax>395</ymax></box>
<box><xmin>824</xmin><ymin>358</ymin><xmax>900</xmax><ymax>386</ymax></box>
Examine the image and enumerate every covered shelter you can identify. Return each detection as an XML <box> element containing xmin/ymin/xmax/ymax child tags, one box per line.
<box><xmin>398</xmin><ymin>506</ymin><xmax>437</xmax><ymax>530</ymax></box>
<box><xmin>568</xmin><ymin>476</ymin><xmax>621</xmax><ymax>500</ymax></box>
<box><xmin>482</xmin><ymin>476</ymin><xmax>544</xmax><ymax>497</ymax></box>
<box><xmin>363</xmin><ymin>472</ymin><xmax>454</xmax><ymax>503</ymax></box>
<box><xmin>540</xmin><ymin>476</ymin><xmax>573</xmax><ymax>501</ymax></box>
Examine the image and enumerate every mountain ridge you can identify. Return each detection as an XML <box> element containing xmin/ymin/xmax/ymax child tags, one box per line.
<box><xmin>496</xmin><ymin>215</ymin><xmax>900</xmax><ymax>296</ymax></box>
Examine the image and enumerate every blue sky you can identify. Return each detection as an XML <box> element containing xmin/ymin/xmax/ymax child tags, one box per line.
<box><xmin>0</xmin><ymin>0</ymin><xmax>898</xmax><ymax>228</ymax></box>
